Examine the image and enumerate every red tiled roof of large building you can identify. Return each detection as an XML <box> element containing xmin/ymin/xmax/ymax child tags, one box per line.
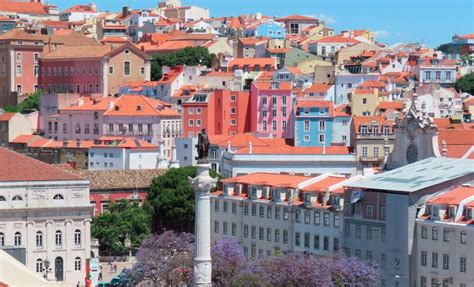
<box><xmin>312</xmin><ymin>35</ymin><xmax>359</xmax><ymax>44</ymax></box>
<box><xmin>155</xmin><ymin>40</ymin><xmax>194</xmax><ymax>52</ymax></box>
<box><xmin>93</xmin><ymin>137</ymin><xmax>158</xmax><ymax>150</ymax></box>
<box><xmin>222</xmin><ymin>172</ymin><xmax>312</xmax><ymax>189</ymax></box>
<box><xmin>335</xmin><ymin>104</ymin><xmax>351</xmax><ymax>117</ymax></box>
<box><xmin>438</xmin><ymin>129</ymin><xmax>474</xmax><ymax>158</ymax></box>
<box><xmin>209</xmin><ymin>133</ymin><xmax>270</xmax><ymax>148</ymax></box>
<box><xmin>63</xmin><ymin>96</ymin><xmax>114</xmax><ymax>111</ymax></box>
<box><xmin>295</xmin><ymin>100</ymin><xmax>335</xmax><ymax>116</ymax></box>
<box><xmin>0</xmin><ymin>112</ymin><xmax>15</xmax><ymax>121</ymax></box>
<box><xmin>300</xmin><ymin>175</ymin><xmax>348</xmax><ymax>192</ymax></box>
<box><xmin>10</xmin><ymin>134</ymin><xmax>41</xmax><ymax>144</ymax></box>
<box><xmin>275</xmin><ymin>15</ymin><xmax>318</xmax><ymax>22</ymax></box>
<box><xmin>0</xmin><ymin>148</ymin><xmax>84</xmax><ymax>182</ymax></box>
<box><xmin>229</xmin><ymin>57</ymin><xmax>276</xmax><ymax>68</ymax></box>
<box><xmin>62</xmin><ymin>4</ymin><xmax>97</xmax><ymax>13</ymax></box>
<box><xmin>460</xmin><ymin>33</ymin><xmax>474</xmax><ymax>40</ymax></box>
<box><xmin>428</xmin><ymin>186</ymin><xmax>474</xmax><ymax>206</ymax></box>
<box><xmin>0</xmin><ymin>0</ymin><xmax>49</xmax><ymax>15</ymax></box>
<box><xmin>104</xmin><ymin>95</ymin><xmax>179</xmax><ymax>117</ymax></box>
<box><xmin>359</xmin><ymin>80</ymin><xmax>386</xmax><ymax>89</ymax></box>
<box><xmin>238</xmin><ymin>37</ymin><xmax>267</xmax><ymax>45</ymax></box>
<box><xmin>285</xmin><ymin>67</ymin><xmax>303</xmax><ymax>75</ymax></box>
<box><xmin>252</xmin><ymin>81</ymin><xmax>291</xmax><ymax>90</ymax></box>
<box><xmin>353</xmin><ymin>88</ymin><xmax>376</xmax><ymax>95</ymax></box>
<box><xmin>302</xmin><ymin>83</ymin><xmax>332</xmax><ymax>94</ymax></box>
<box><xmin>100</xmin><ymin>36</ymin><xmax>129</xmax><ymax>44</ymax></box>
<box><xmin>376</xmin><ymin>101</ymin><xmax>405</xmax><ymax>111</ymax></box>
<box><xmin>352</xmin><ymin>115</ymin><xmax>394</xmax><ymax>131</ymax></box>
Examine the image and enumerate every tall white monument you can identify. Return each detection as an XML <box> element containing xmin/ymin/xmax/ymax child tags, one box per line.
<box><xmin>188</xmin><ymin>129</ymin><xmax>216</xmax><ymax>286</ymax></box>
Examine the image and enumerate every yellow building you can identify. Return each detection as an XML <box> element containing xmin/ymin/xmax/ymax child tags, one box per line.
<box><xmin>351</xmin><ymin>88</ymin><xmax>380</xmax><ymax>116</ymax></box>
<box><xmin>335</xmin><ymin>42</ymin><xmax>381</xmax><ymax>65</ymax></box>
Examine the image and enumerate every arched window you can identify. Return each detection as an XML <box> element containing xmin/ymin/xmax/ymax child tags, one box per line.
<box><xmin>36</xmin><ymin>259</ymin><xmax>43</xmax><ymax>273</ymax></box>
<box><xmin>0</xmin><ymin>232</ymin><xmax>4</xmax><ymax>246</ymax></box>
<box><xmin>74</xmin><ymin>230</ymin><xmax>81</xmax><ymax>246</ymax></box>
<box><xmin>12</xmin><ymin>195</ymin><xmax>23</xmax><ymax>201</ymax></box>
<box><xmin>36</xmin><ymin>231</ymin><xmax>43</xmax><ymax>248</ymax></box>
<box><xmin>55</xmin><ymin>231</ymin><xmax>62</xmax><ymax>247</ymax></box>
<box><xmin>53</xmin><ymin>194</ymin><xmax>64</xmax><ymax>200</ymax></box>
<box><xmin>14</xmin><ymin>232</ymin><xmax>21</xmax><ymax>246</ymax></box>
<box><xmin>74</xmin><ymin>257</ymin><xmax>81</xmax><ymax>271</ymax></box>
<box><xmin>0</xmin><ymin>196</ymin><xmax>6</xmax><ymax>201</ymax></box>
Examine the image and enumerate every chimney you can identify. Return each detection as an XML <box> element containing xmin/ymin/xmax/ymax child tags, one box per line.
<box><xmin>122</xmin><ymin>6</ymin><xmax>130</xmax><ymax>17</ymax></box>
<box><xmin>248</xmin><ymin>141</ymin><xmax>253</xmax><ymax>154</ymax></box>
<box><xmin>441</xmin><ymin>140</ymin><xmax>447</xmax><ymax>157</ymax></box>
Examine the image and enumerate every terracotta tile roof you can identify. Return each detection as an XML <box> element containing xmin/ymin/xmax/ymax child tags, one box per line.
<box><xmin>352</xmin><ymin>115</ymin><xmax>394</xmax><ymax>131</ymax></box>
<box><xmin>100</xmin><ymin>36</ymin><xmax>129</xmax><ymax>44</ymax></box>
<box><xmin>168</xmin><ymin>33</ymin><xmax>216</xmax><ymax>41</ymax></box>
<box><xmin>285</xmin><ymin>67</ymin><xmax>303</xmax><ymax>75</ymax></box>
<box><xmin>302</xmin><ymin>83</ymin><xmax>332</xmax><ymax>94</ymax></box>
<box><xmin>428</xmin><ymin>186</ymin><xmax>474</xmax><ymax>206</ymax></box>
<box><xmin>41</xmin><ymin>45</ymin><xmax>112</xmax><ymax>59</ymax></box>
<box><xmin>312</xmin><ymin>36</ymin><xmax>359</xmax><ymax>44</ymax></box>
<box><xmin>209</xmin><ymin>133</ymin><xmax>270</xmax><ymax>148</ymax></box>
<box><xmin>228</xmin><ymin>57</ymin><xmax>276</xmax><ymax>68</ymax></box>
<box><xmin>376</xmin><ymin>101</ymin><xmax>404</xmax><ymax>111</ymax></box>
<box><xmin>62</xmin><ymin>96</ymin><xmax>114</xmax><ymax>111</ymax></box>
<box><xmin>238</xmin><ymin>37</ymin><xmax>267</xmax><ymax>45</ymax></box>
<box><xmin>353</xmin><ymin>88</ymin><xmax>376</xmax><ymax>95</ymax></box>
<box><xmin>222</xmin><ymin>172</ymin><xmax>312</xmax><ymax>189</ymax></box>
<box><xmin>335</xmin><ymin>104</ymin><xmax>351</xmax><ymax>117</ymax></box>
<box><xmin>275</xmin><ymin>15</ymin><xmax>318</xmax><ymax>22</ymax></box>
<box><xmin>93</xmin><ymin>137</ymin><xmax>158</xmax><ymax>150</ymax></box>
<box><xmin>62</xmin><ymin>4</ymin><xmax>97</xmax><ymax>13</ymax></box>
<box><xmin>300</xmin><ymin>175</ymin><xmax>347</xmax><ymax>192</ymax></box>
<box><xmin>71</xmin><ymin>169</ymin><xmax>165</xmax><ymax>191</ymax></box>
<box><xmin>267</xmin><ymin>48</ymin><xmax>291</xmax><ymax>54</ymax></box>
<box><xmin>0</xmin><ymin>0</ymin><xmax>49</xmax><ymax>15</ymax></box>
<box><xmin>10</xmin><ymin>134</ymin><xmax>41</xmax><ymax>144</ymax></box>
<box><xmin>0</xmin><ymin>148</ymin><xmax>84</xmax><ymax>182</ymax></box>
<box><xmin>359</xmin><ymin>80</ymin><xmax>386</xmax><ymax>88</ymax></box>
<box><xmin>461</xmin><ymin>33</ymin><xmax>474</xmax><ymax>40</ymax></box>
<box><xmin>156</xmin><ymin>40</ymin><xmax>194</xmax><ymax>52</ymax></box>
<box><xmin>252</xmin><ymin>81</ymin><xmax>291</xmax><ymax>90</ymax></box>
<box><xmin>295</xmin><ymin>100</ymin><xmax>335</xmax><ymax>116</ymax></box>
<box><xmin>0</xmin><ymin>112</ymin><xmax>15</xmax><ymax>121</ymax></box>
<box><xmin>103</xmin><ymin>94</ymin><xmax>180</xmax><ymax>117</ymax></box>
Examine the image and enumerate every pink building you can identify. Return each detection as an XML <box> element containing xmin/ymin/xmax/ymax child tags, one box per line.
<box><xmin>44</xmin><ymin>94</ymin><xmax>181</xmax><ymax>160</ymax></box>
<box><xmin>250</xmin><ymin>81</ymin><xmax>293</xmax><ymax>138</ymax></box>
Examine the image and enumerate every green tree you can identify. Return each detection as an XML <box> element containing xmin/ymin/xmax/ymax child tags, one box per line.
<box><xmin>145</xmin><ymin>166</ymin><xmax>221</xmax><ymax>233</ymax></box>
<box><xmin>92</xmin><ymin>200</ymin><xmax>151</xmax><ymax>256</ymax></box>
<box><xmin>151</xmin><ymin>47</ymin><xmax>214</xmax><ymax>80</ymax></box>
<box><xmin>4</xmin><ymin>91</ymin><xmax>41</xmax><ymax>113</ymax></box>
<box><xmin>436</xmin><ymin>42</ymin><xmax>461</xmax><ymax>55</ymax></box>
<box><xmin>454</xmin><ymin>72</ymin><xmax>474</xmax><ymax>95</ymax></box>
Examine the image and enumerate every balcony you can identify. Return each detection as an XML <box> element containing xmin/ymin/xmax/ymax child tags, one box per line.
<box><xmin>359</xmin><ymin>155</ymin><xmax>384</xmax><ymax>163</ymax></box>
<box><xmin>357</xmin><ymin>133</ymin><xmax>394</xmax><ymax>140</ymax></box>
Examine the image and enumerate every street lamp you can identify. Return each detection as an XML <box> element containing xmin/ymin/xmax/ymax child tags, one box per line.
<box><xmin>43</xmin><ymin>258</ymin><xmax>50</xmax><ymax>280</ymax></box>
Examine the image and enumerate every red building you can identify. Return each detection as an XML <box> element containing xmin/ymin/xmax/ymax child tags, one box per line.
<box><xmin>181</xmin><ymin>89</ymin><xmax>251</xmax><ymax>138</ymax></box>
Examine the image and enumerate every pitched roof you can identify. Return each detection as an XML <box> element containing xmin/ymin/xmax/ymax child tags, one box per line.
<box><xmin>229</xmin><ymin>57</ymin><xmax>276</xmax><ymax>68</ymax></box>
<box><xmin>41</xmin><ymin>45</ymin><xmax>113</xmax><ymax>59</ymax></box>
<box><xmin>238</xmin><ymin>37</ymin><xmax>267</xmax><ymax>45</ymax></box>
<box><xmin>428</xmin><ymin>186</ymin><xmax>474</xmax><ymax>206</ymax></box>
<box><xmin>92</xmin><ymin>137</ymin><xmax>158</xmax><ymax>150</ymax></box>
<box><xmin>62</xmin><ymin>4</ymin><xmax>97</xmax><ymax>14</ymax></box>
<box><xmin>222</xmin><ymin>172</ymin><xmax>311</xmax><ymax>189</ymax></box>
<box><xmin>0</xmin><ymin>0</ymin><xmax>49</xmax><ymax>15</ymax></box>
<box><xmin>209</xmin><ymin>133</ymin><xmax>270</xmax><ymax>148</ymax></box>
<box><xmin>103</xmin><ymin>95</ymin><xmax>180</xmax><ymax>117</ymax></box>
<box><xmin>300</xmin><ymin>175</ymin><xmax>347</xmax><ymax>192</ymax></box>
<box><xmin>72</xmin><ymin>169</ymin><xmax>165</xmax><ymax>190</ymax></box>
<box><xmin>302</xmin><ymin>83</ymin><xmax>333</xmax><ymax>94</ymax></box>
<box><xmin>252</xmin><ymin>81</ymin><xmax>291</xmax><ymax>90</ymax></box>
<box><xmin>0</xmin><ymin>148</ymin><xmax>84</xmax><ymax>182</ymax></box>
<box><xmin>275</xmin><ymin>15</ymin><xmax>318</xmax><ymax>22</ymax></box>
<box><xmin>376</xmin><ymin>101</ymin><xmax>404</xmax><ymax>111</ymax></box>
<box><xmin>312</xmin><ymin>36</ymin><xmax>359</xmax><ymax>44</ymax></box>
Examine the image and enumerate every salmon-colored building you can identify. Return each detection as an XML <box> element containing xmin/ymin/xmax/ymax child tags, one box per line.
<box><xmin>39</xmin><ymin>43</ymin><xmax>151</xmax><ymax>96</ymax></box>
<box><xmin>181</xmin><ymin>90</ymin><xmax>251</xmax><ymax>138</ymax></box>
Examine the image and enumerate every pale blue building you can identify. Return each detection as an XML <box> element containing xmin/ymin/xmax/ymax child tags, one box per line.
<box><xmin>245</xmin><ymin>20</ymin><xmax>286</xmax><ymax>39</ymax></box>
<box><xmin>294</xmin><ymin>100</ymin><xmax>335</xmax><ymax>147</ymax></box>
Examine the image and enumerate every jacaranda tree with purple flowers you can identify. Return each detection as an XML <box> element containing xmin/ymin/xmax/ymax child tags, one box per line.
<box><xmin>133</xmin><ymin>230</ymin><xmax>194</xmax><ymax>286</ymax></box>
<box><xmin>211</xmin><ymin>238</ymin><xmax>246</xmax><ymax>286</ymax></box>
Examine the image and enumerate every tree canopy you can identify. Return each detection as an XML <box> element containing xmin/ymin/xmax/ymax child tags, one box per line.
<box><xmin>145</xmin><ymin>166</ymin><xmax>221</xmax><ymax>233</ymax></box>
<box><xmin>91</xmin><ymin>200</ymin><xmax>151</xmax><ymax>255</ymax></box>
<box><xmin>454</xmin><ymin>72</ymin><xmax>474</xmax><ymax>95</ymax></box>
<box><xmin>436</xmin><ymin>42</ymin><xmax>461</xmax><ymax>55</ymax></box>
<box><xmin>151</xmin><ymin>47</ymin><xmax>214</xmax><ymax>80</ymax></box>
<box><xmin>4</xmin><ymin>91</ymin><xmax>40</xmax><ymax>113</ymax></box>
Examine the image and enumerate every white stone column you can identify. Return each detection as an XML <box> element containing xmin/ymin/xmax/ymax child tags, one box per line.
<box><xmin>189</xmin><ymin>161</ymin><xmax>217</xmax><ymax>287</ymax></box>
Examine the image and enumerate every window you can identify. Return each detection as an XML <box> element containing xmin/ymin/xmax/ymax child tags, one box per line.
<box><xmin>381</xmin><ymin>227</ymin><xmax>386</xmax><ymax>241</ymax></box>
<box><xmin>355</xmin><ymin>224</ymin><xmax>361</xmax><ymax>238</ymax></box>
<box><xmin>323</xmin><ymin>213</ymin><xmax>330</xmax><ymax>226</ymax></box>
<box><xmin>275</xmin><ymin>207</ymin><xmax>280</xmax><ymax>219</ymax></box>
<box><xmin>244</xmin><ymin>204</ymin><xmax>249</xmax><ymax>215</ymax></box>
<box><xmin>0</xmin><ymin>233</ymin><xmax>3</xmax><ymax>246</ymax></box>
<box><xmin>366</xmin><ymin>250</ymin><xmax>372</xmax><ymax>261</ymax></box>
<box><xmin>259</xmin><ymin>206</ymin><xmax>264</xmax><ymax>217</ymax></box>
<box><xmin>272</xmin><ymin>120</ymin><xmax>277</xmax><ymax>131</ymax></box>
<box><xmin>367</xmin><ymin>225</ymin><xmax>372</xmax><ymax>239</ymax></box>
<box><xmin>74</xmin><ymin>257</ymin><xmax>81</xmax><ymax>271</ymax></box>
<box><xmin>460</xmin><ymin>256</ymin><xmax>466</xmax><ymax>272</ymax></box>
<box><xmin>314</xmin><ymin>211</ymin><xmax>320</xmax><ymax>225</ymax></box>
<box><xmin>252</xmin><ymin>204</ymin><xmax>257</xmax><ymax>216</ymax></box>
<box><xmin>53</xmin><ymin>194</ymin><xmax>64</xmax><ymax>200</ymax></box>
<box><xmin>282</xmin><ymin>120</ymin><xmax>287</xmax><ymax>132</ymax></box>
<box><xmin>362</xmin><ymin>98</ymin><xmax>367</xmax><ymax>104</ymax></box>
<box><xmin>421</xmin><ymin>226</ymin><xmax>427</xmax><ymax>239</ymax></box>
<box><xmin>344</xmin><ymin>223</ymin><xmax>350</xmax><ymax>236</ymax></box>
<box><xmin>435</xmin><ymin>71</ymin><xmax>441</xmax><ymax>80</ymax></box>
<box><xmin>267</xmin><ymin>206</ymin><xmax>272</xmax><ymax>218</ymax></box>
<box><xmin>295</xmin><ymin>232</ymin><xmax>300</xmax><ymax>246</ymax></box>
<box><xmin>16</xmin><ymin>52</ymin><xmax>22</xmax><ymax>62</ymax></box>
<box><xmin>35</xmin><ymin>259</ymin><xmax>44</xmax><ymax>273</ymax></box>
<box><xmin>334</xmin><ymin>237</ymin><xmax>340</xmax><ymax>251</ymax></box>
<box><xmin>55</xmin><ymin>231</ymin><xmax>62</xmax><ymax>247</ymax></box>
<box><xmin>421</xmin><ymin>250</ymin><xmax>427</xmax><ymax>266</ymax></box>
<box><xmin>460</xmin><ymin>231</ymin><xmax>467</xmax><ymax>244</ymax></box>
<box><xmin>259</xmin><ymin>227</ymin><xmax>264</xmax><ymax>240</ymax></box>
<box><xmin>274</xmin><ymin>229</ymin><xmax>280</xmax><ymax>242</ymax></box>
<box><xmin>251</xmin><ymin>226</ymin><xmax>256</xmax><ymax>239</ymax></box>
<box><xmin>283</xmin><ymin>230</ymin><xmax>288</xmax><ymax>244</ymax></box>
<box><xmin>283</xmin><ymin>208</ymin><xmax>289</xmax><ymax>220</ymax></box>
<box><xmin>34</xmin><ymin>231</ymin><xmax>43</xmax><ymax>248</ymax></box>
<box><xmin>373</xmin><ymin>147</ymin><xmax>379</xmax><ymax>158</ymax></box>
<box><xmin>432</xmin><ymin>252</ymin><xmax>438</xmax><ymax>268</ymax></box>
<box><xmin>16</xmin><ymin>65</ymin><xmax>22</xmax><ymax>77</ymax></box>
<box><xmin>244</xmin><ymin>225</ymin><xmax>248</xmax><ymax>238</ymax></box>
<box><xmin>14</xmin><ymin>232</ymin><xmax>21</xmax><ymax>246</ymax></box>
<box><xmin>74</xmin><ymin>230</ymin><xmax>81</xmax><ymax>246</ymax></box>
<box><xmin>223</xmin><ymin>201</ymin><xmax>228</xmax><ymax>213</ymax></box>
<box><xmin>124</xmin><ymin>61</ymin><xmax>131</xmax><ymax>75</ymax></box>
<box><xmin>319</xmin><ymin>134</ymin><xmax>325</xmax><ymax>143</ymax></box>
<box><xmin>232</xmin><ymin>202</ymin><xmax>237</xmax><ymax>214</ymax></box>
<box><xmin>304</xmin><ymin>120</ymin><xmax>310</xmax><ymax>131</ymax></box>
<box><xmin>214</xmin><ymin>221</ymin><xmax>219</xmax><ymax>233</ymax></box>
<box><xmin>381</xmin><ymin>253</ymin><xmax>386</xmax><ymax>269</ymax></box>
<box><xmin>304</xmin><ymin>135</ymin><xmax>310</xmax><ymax>142</ymax></box>
<box><xmin>214</xmin><ymin>200</ymin><xmax>219</xmax><ymax>212</ymax></box>
<box><xmin>267</xmin><ymin>228</ymin><xmax>272</xmax><ymax>242</ymax></box>
<box><xmin>443</xmin><ymin>228</ymin><xmax>449</xmax><ymax>242</ymax></box>
<box><xmin>140</xmin><ymin>67</ymin><xmax>145</xmax><ymax>75</ymax></box>
<box><xmin>232</xmin><ymin>223</ymin><xmax>236</xmax><ymax>236</ymax></box>
<box><xmin>443</xmin><ymin>254</ymin><xmax>449</xmax><ymax>270</ymax></box>
<box><xmin>304</xmin><ymin>211</ymin><xmax>310</xmax><ymax>224</ymax></box>
<box><xmin>223</xmin><ymin>222</ymin><xmax>228</xmax><ymax>234</ymax></box>
<box><xmin>262</xmin><ymin>121</ymin><xmax>267</xmax><ymax>131</ymax></box>
<box><xmin>362</xmin><ymin>147</ymin><xmax>368</xmax><ymax>158</ymax></box>
<box><xmin>319</xmin><ymin>121</ymin><xmax>326</xmax><ymax>131</ymax></box>
<box><xmin>304</xmin><ymin>233</ymin><xmax>310</xmax><ymax>248</ymax></box>
<box><xmin>432</xmin><ymin>227</ymin><xmax>438</xmax><ymax>240</ymax></box>
<box><xmin>366</xmin><ymin>204</ymin><xmax>374</xmax><ymax>217</ymax></box>
<box><xmin>12</xmin><ymin>195</ymin><xmax>23</xmax><ymax>201</ymax></box>
<box><xmin>446</xmin><ymin>71</ymin><xmax>451</xmax><ymax>80</ymax></box>
<box><xmin>425</xmin><ymin>71</ymin><xmax>431</xmax><ymax>80</ymax></box>
<box><xmin>323</xmin><ymin>236</ymin><xmax>329</xmax><ymax>251</ymax></box>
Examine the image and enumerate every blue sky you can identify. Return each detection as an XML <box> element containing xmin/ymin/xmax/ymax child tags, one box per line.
<box><xmin>55</xmin><ymin>0</ymin><xmax>473</xmax><ymax>47</ymax></box>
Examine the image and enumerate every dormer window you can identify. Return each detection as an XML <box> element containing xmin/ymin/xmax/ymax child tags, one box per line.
<box><xmin>448</xmin><ymin>206</ymin><xmax>456</xmax><ymax>217</ymax></box>
<box><xmin>137</xmin><ymin>105</ymin><xmax>142</xmax><ymax>111</ymax></box>
<box><xmin>467</xmin><ymin>208</ymin><xmax>472</xmax><ymax>219</ymax></box>
<box><xmin>250</xmin><ymin>186</ymin><xmax>257</xmax><ymax>199</ymax></box>
<box><xmin>433</xmin><ymin>206</ymin><xmax>439</xmax><ymax>217</ymax></box>
<box><xmin>114</xmin><ymin>106</ymin><xmax>119</xmax><ymax>111</ymax></box>
<box><xmin>360</xmin><ymin>125</ymin><xmax>368</xmax><ymax>134</ymax></box>
<box><xmin>304</xmin><ymin>193</ymin><xmax>310</xmax><ymax>203</ymax></box>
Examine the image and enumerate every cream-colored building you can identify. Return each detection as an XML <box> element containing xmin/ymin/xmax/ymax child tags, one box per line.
<box><xmin>351</xmin><ymin>88</ymin><xmax>380</xmax><ymax>116</ymax></box>
<box><xmin>0</xmin><ymin>148</ymin><xmax>92</xmax><ymax>286</ymax></box>
<box><xmin>335</xmin><ymin>42</ymin><xmax>381</xmax><ymax>66</ymax></box>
